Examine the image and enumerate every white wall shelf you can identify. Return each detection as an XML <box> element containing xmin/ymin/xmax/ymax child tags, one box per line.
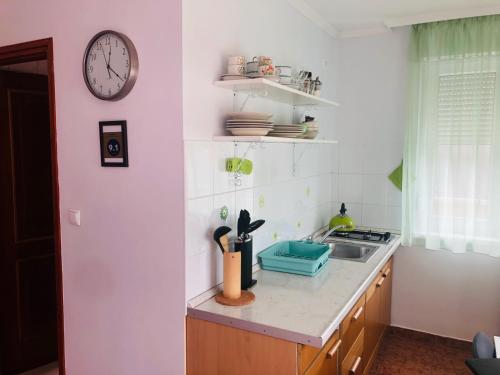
<box><xmin>213</xmin><ymin>136</ymin><xmax>338</xmax><ymax>144</ymax></box>
<box><xmin>214</xmin><ymin>78</ymin><xmax>340</xmax><ymax>107</ymax></box>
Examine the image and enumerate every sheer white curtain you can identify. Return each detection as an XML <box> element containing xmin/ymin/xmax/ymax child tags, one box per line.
<box><xmin>402</xmin><ymin>16</ymin><xmax>500</xmax><ymax>257</ymax></box>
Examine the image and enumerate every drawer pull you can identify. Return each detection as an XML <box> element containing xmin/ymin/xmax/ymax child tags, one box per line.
<box><xmin>349</xmin><ymin>356</ymin><xmax>362</xmax><ymax>374</ymax></box>
<box><xmin>327</xmin><ymin>339</ymin><xmax>342</xmax><ymax>358</ymax></box>
<box><xmin>376</xmin><ymin>276</ymin><xmax>385</xmax><ymax>287</ymax></box>
<box><xmin>383</xmin><ymin>268</ymin><xmax>391</xmax><ymax>277</ymax></box>
<box><xmin>352</xmin><ymin>306</ymin><xmax>364</xmax><ymax>321</ymax></box>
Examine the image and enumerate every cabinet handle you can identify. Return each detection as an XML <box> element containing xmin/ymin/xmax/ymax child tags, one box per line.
<box><xmin>349</xmin><ymin>356</ymin><xmax>362</xmax><ymax>374</ymax></box>
<box><xmin>376</xmin><ymin>277</ymin><xmax>385</xmax><ymax>287</ymax></box>
<box><xmin>352</xmin><ymin>306</ymin><xmax>364</xmax><ymax>321</ymax></box>
<box><xmin>327</xmin><ymin>339</ymin><xmax>342</xmax><ymax>358</ymax></box>
<box><xmin>383</xmin><ymin>268</ymin><xmax>391</xmax><ymax>277</ymax></box>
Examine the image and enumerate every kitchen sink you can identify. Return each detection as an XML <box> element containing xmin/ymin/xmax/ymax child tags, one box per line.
<box><xmin>326</xmin><ymin>241</ymin><xmax>379</xmax><ymax>263</ymax></box>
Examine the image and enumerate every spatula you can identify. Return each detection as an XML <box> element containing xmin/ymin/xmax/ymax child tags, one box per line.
<box><xmin>213</xmin><ymin>226</ymin><xmax>231</xmax><ymax>254</ymax></box>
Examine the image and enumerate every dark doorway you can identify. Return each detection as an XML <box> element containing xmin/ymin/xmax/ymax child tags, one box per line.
<box><xmin>0</xmin><ymin>40</ymin><xmax>64</xmax><ymax>375</ymax></box>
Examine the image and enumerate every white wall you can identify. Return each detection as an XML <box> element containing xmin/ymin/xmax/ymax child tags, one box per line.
<box><xmin>338</xmin><ymin>26</ymin><xmax>500</xmax><ymax>341</ymax></box>
<box><xmin>183</xmin><ymin>0</ymin><xmax>341</xmax><ymax>300</ymax></box>
<box><xmin>0</xmin><ymin>1</ymin><xmax>185</xmax><ymax>374</ymax></box>
<box><xmin>336</xmin><ymin>28</ymin><xmax>407</xmax><ymax>231</ymax></box>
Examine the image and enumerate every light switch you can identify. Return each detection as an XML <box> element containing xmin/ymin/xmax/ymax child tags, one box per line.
<box><xmin>69</xmin><ymin>209</ymin><xmax>81</xmax><ymax>226</ymax></box>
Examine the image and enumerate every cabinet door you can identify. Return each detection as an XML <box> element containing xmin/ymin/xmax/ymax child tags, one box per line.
<box><xmin>304</xmin><ymin>331</ymin><xmax>341</xmax><ymax>375</ymax></box>
<box><xmin>380</xmin><ymin>260</ymin><xmax>393</xmax><ymax>330</ymax></box>
<box><xmin>362</xmin><ymin>275</ymin><xmax>382</xmax><ymax>374</ymax></box>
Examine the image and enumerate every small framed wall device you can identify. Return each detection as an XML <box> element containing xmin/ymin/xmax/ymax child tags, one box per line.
<box><xmin>99</xmin><ymin>120</ymin><xmax>129</xmax><ymax>167</ymax></box>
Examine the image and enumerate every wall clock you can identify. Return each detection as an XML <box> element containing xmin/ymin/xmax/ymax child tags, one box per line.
<box><xmin>83</xmin><ymin>30</ymin><xmax>139</xmax><ymax>101</ymax></box>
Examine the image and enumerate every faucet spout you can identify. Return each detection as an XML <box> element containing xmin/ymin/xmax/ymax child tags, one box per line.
<box><xmin>318</xmin><ymin>225</ymin><xmax>349</xmax><ymax>244</ymax></box>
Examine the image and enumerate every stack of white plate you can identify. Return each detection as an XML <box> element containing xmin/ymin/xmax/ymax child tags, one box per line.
<box><xmin>225</xmin><ymin>112</ymin><xmax>274</xmax><ymax>136</ymax></box>
<box><xmin>268</xmin><ymin>123</ymin><xmax>306</xmax><ymax>138</ymax></box>
<box><xmin>220</xmin><ymin>74</ymin><xmax>249</xmax><ymax>81</ymax></box>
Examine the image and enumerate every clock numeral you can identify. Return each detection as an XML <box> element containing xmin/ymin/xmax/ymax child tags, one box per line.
<box><xmin>92</xmin><ymin>78</ymin><xmax>96</xmax><ymax>85</ymax></box>
<box><xmin>123</xmin><ymin>73</ymin><xmax>127</xmax><ymax>80</ymax></box>
<box><xmin>122</xmin><ymin>47</ymin><xmax>126</xmax><ymax>56</ymax></box>
<box><xmin>117</xmin><ymin>83</ymin><xmax>121</xmax><ymax>89</ymax></box>
<box><xmin>100</xmin><ymin>85</ymin><xmax>103</xmax><ymax>93</ymax></box>
<box><xmin>108</xmin><ymin>88</ymin><xmax>112</xmax><ymax>96</ymax></box>
<box><xmin>125</xmin><ymin>60</ymin><xmax>129</xmax><ymax>68</ymax></box>
<box><xmin>91</xmin><ymin>53</ymin><xmax>96</xmax><ymax>61</ymax></box>
<box><xmin>105</xmin><ymin>37</ymin><xmax>111</xmax><ymax>45</ymax></box>
<box><xmin>89</xmin><ymin>65</ymin><xmax>94</xmax><ymax>72</ymax></box>
<box><xmin>115</xmin><ymin>39</ymin><xmax>118</xmax><ymax>48</ymax></box>
<box><xmin>97</xmin><ymin>42</ymin><xmax>102</xmax><ymax>51</ymax></box>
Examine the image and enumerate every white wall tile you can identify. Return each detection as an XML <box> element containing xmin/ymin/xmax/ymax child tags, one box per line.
<box><xmin>361</xmin><ymin>204</ymin><xmax>386</xmax><ymax>228</ymax></box>
<box><xmin>185</xmin><ymin>141</ymin><xmax>213</xmax><ymax>198</ymax></box>
<box><xmin>213</xmin><ymin>192</ymin><xmax>236</xmax><ymax>230</ymax></box>
<box><xmin>386</xmin><ymin>181</ymin><xmax>402</xmax><ymax>207</ymax></box>
<box><xmin>186</xmin><ymin>197</ymin><xmax>214</xmax><ymax>257</ymax></box>
<box><xmin>186</xmin><ymin>249</ymin><xmax>223</xmax><ymax>300</ymax></box>
<box><xmin>362</xmin><ymin>174</ymin><xmax>387</xmax><ymax>205</ymax></box>
<box><xmin>385</xmin><ymin>205</ymin><xmax>402</xmax><ymax>230</ymax></box>
<box><xmin>339</xmin><ymin>143</ymin><xmax>364</xmax><ymax>174</ymax></box>
<box><xmin>338</xmin><ymin>174</ymin><xmax>363</xmax><ymax>203</ymax></box>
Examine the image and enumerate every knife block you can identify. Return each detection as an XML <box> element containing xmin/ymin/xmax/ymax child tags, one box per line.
<box><xmin>236</xmin><ymin>236</ymin><xmax>257</xmax><ymax>290</ymax></box>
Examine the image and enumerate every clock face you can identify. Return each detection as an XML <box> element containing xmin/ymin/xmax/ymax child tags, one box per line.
<box><xmin>83</xmin><ymin>31</ymin><xmax>138</xmax><ymax>100</ymax></box>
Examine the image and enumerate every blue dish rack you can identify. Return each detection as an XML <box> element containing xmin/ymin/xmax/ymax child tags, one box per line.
<box><xmin>258</xmin><ymin>241</ymin><xmax>331</xmax><ymax>277</ymax></box>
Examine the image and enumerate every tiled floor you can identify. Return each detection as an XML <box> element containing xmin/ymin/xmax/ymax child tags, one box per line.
<box><xmin>19</xmin><ymin>362</ymin><xmax>58</xmax><ymax>375</ymax></box>
<box><xmin>371</xmin><ymin>327</ymin><xmax>472</xmax><ymax>375</ymax></box>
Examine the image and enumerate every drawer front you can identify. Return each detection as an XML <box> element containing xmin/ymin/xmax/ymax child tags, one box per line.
<box><xmin>340</xmin><ymin>294</ymin><xmax>365</xmax><ymax>362</ymax></box>
<box><xmin>341</xmin><ymin>328</ymin><xmax>364</xmax><ymax>375</ymax></box>
<box><xmin>303</xmin><ymin>330</ymin><xmax>341</xmax><ymax>375</ymax></box>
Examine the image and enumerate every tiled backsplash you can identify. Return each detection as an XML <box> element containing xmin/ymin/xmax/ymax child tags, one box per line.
<box><xmin>185</xmin><ymin>140</ymin><xmax>336</xmax><ymax>300</ymax></box>
<box><xmin>185</xmin><ymin>138</ymin><xmax>402</xmax><ymax>300</ymax></box>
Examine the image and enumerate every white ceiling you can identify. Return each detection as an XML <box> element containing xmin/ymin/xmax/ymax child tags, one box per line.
<box><xmin>289</xmin><ymin>0</ymin><xmax>500</xmax><ymax>38</ymax></box>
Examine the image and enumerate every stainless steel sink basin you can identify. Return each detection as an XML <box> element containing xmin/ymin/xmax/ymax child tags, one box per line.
<box><xmin>326</xmin><ymin>241</ymin><xmax>379</xmax><ymax>262</ymax></box>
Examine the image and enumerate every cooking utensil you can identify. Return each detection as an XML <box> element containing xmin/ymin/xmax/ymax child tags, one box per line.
<box><xmin>213</xmin><ymin>226</ymin><xmax>232</xmax><ymax>254</ymax></box>
<box><xmin>237</xmin><ymin>210</ymin><xmax>251</xmax><ymax>238</ymax></box>
<box><xmin>329</xmin><ymin>203</ymin><xmax>356</xmax><ymax>232</ymax></box>
<box><xmin>247</xmin><ymin>219</ymin><xmax>265</xmax><ymax>234</ymax></box>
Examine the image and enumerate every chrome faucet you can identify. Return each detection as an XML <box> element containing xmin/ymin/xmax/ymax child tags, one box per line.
<box><xmin>318</xmin><ymin>225</ymin><xmax>349</xmax><ymax>244</ymax></box>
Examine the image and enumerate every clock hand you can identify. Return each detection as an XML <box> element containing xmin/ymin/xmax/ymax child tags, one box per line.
<box><xmin>108</xmin><ymin>66</ymin><xmax>124</xmax><ymax>82</ymax></box>
<box><xmin>108</xmin><ymin>45</ymin><xmax>112</xmax><ymax>66</ymax></box>
<box><xmin>101</xmin><ymin>49</ymin><xmax>111</xmax><ymax>79</ymax></box>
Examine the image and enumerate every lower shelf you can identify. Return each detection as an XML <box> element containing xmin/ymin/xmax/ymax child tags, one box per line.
<box><xmin>213</xmin><ymin>136</ymin><xmax>338</xmax><ymax>144</ymax></box>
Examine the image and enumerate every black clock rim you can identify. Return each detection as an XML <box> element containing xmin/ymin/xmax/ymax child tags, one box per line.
<box><xmin>82</xmin><ymin>30</ymin><xmax>139</xmax><ymax>101</ymax></box>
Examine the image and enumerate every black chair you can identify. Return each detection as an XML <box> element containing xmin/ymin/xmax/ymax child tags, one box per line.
<box><xmin>472</xmin><ymin>332</ymin><xmax>496</xmax><ymax>359</ymax></box>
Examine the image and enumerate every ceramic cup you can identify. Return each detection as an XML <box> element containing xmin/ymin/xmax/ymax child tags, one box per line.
<box><xmin>256</xmin><ymin>56</ymin><xmax>272</xmax><ymax>66</ymax></box>
<box><xmin>276</xmin><ymin>65</ymin><xmax>292</xmax><ymax>77</ymax></box>
<box><xmin>227</xmin><ymin>64</ymin><xmax>246</xmax><ymax>75</ymax></box>
<box><xmin>228</xmin><ymin>55</ymin><xmax>245</xmax><ymax>65</ymax></box>
<box><xmin>246</xmin><ymin>60</ymin><xmax>259</xmax><ymax>74</ymax></box>
<box><xmin>258</xmin><ymin>64</ymin><xmax>275</xmax><ymax>76</ymax></box>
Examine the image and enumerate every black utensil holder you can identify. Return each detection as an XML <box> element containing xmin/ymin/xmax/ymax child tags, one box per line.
<box><xmin>236</xmin><ymin>236</ymin><xmax>257</xmax><ymax>290</ymax></box>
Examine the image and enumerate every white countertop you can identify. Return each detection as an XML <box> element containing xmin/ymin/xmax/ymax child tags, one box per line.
<box><xmin>187</xmin><ymin>236</ymin><xmax>401</xmax><ymax>348</ymax></box>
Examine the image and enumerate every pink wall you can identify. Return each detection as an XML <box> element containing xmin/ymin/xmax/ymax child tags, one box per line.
<box><xmin>0</xmin><ymin>1</ymin><xmax>185</xmax><ymax>374</ymax></box>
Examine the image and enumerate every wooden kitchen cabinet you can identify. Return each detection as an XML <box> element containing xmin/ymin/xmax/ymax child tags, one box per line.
<box><xmin>302</xmin><ymin>330</ymin><xmax>341</xmax><ymax>375</ymax></box>
<box><xmin>186</xmin><ymin>256</ymin><xmax>394</xmax><ymax>375</ymax></box>
<box><xmin>381</xmin><ymin>258</ymin><xmax>393</xmax><ymax>330</ymax></box>
<box><xmin>339</xmin><ymin>294</ymin><xmax>365</xmax><ymax>362</ymax></box>
<box><xmin>341</xmin><ymin>328</ymin><xmax>364</xmax><ymax>375</ymax></box>
<box><xmin>362</xmin><ymin>257</ymin><xmax>393</xmax><ymax>375</ymax></box>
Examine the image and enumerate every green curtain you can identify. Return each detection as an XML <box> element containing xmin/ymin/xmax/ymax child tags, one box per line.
<box><xmin>402</xmin><ymin>16</ymin><xmax>500</xmax><ymax>257</ymax></box>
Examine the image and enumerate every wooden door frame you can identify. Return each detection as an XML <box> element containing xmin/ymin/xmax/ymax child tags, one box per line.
<box><xmin>0</xmin><ymin>38</ymin><xmax>65</xmax><ymax>375</ymax></box>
